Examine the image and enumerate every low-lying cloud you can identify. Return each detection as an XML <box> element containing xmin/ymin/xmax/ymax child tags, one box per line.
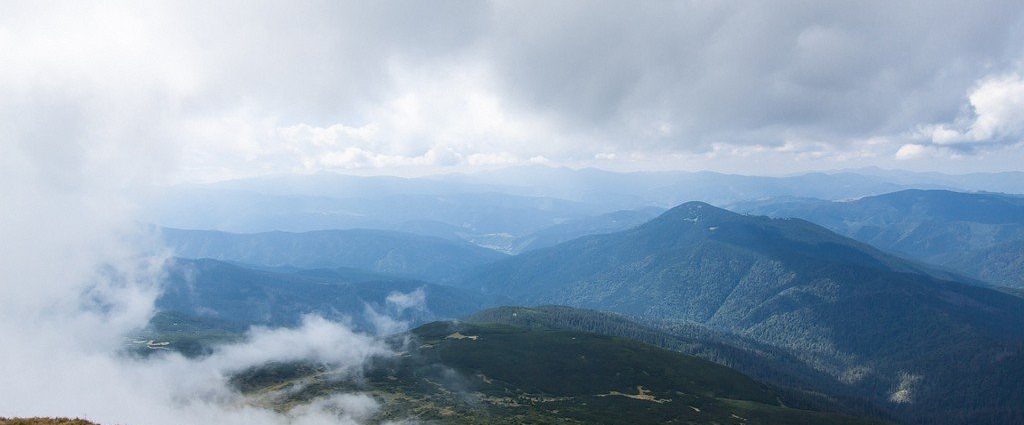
<box><xmin>0</xmin><ymin>238</ymin><xmax>404</xmax><ymax>425</ymax></box>
<box><xmin>0</xmin><ymin>203</ymin><xmax>405</xmax><ymax>425</ymax></box>
<box><xmin>0</xmin><ymin>41</ymin><xmax>405</xmax><ymax>421</ymax></box>
<box><xmin>365</xmin><ymin>287</ymin><xmax>429</xmax><ymax>336</ymax></box>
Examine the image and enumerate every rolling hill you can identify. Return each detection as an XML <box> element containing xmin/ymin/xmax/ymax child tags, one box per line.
<box><xmin>233</xmin><ymin>321</ymin><xmax>884</xmax><ymax>424</ymax></box>
<box><xmin>734</xmin><ymin>189</ymin><xmax>1024</xmax><ymax>288</ymax></box>
<box><xmin>459</xmin><ymin>202</ymin><xmax>1024</xmax><ymax>424</ymax></box>
<box><xmin>465</xmin><ymin>305</ymin><xmax>886</xmax><ymax>418</ymax></box>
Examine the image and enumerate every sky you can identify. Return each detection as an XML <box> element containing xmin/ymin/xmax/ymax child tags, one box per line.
<box><xmin>3</xmin><ymin>0</ymin><xmax>1024</xmax><ymax>183</ymax></box>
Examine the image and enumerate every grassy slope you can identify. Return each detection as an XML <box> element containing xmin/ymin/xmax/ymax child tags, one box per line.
<box><xmin>466</xmin><ymin>305</ymin><xmax>888</xmax><ymax>418</ymax></box>
<box><xmin>233</xmin><ymin>321</ymin><xmax>884</xmax><ymax>424</ymax></box>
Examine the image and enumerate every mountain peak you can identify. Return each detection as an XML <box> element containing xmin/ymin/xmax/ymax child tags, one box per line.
<box><xmin>650</xmin><ymin>201</ymin><xmax>739</xmax><ymax>226</ymax></box>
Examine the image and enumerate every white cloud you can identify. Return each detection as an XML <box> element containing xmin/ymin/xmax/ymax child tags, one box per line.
<box><xmin>288</xmin><ymin>394</ymin><xmax>382</xmax><ymax>425</ymax></box>
<box><xmin>965</xmin><ymin>73</ymin><xmax>1024</xmax><ymax>142</ymax></box>
<box><xmin>919</xmin><ymin>73</ymin><xmax>1024</xmax><ymax>146</ymax></box>
<box><xmin>206</xmin><ymin>315</ymin><xmax>392</xmax><ymax>372</ymax></box>
<box><xmin>386</xmin><ymin>288</ymin><xmax>428</xmax><ymax>312</ymax></box>
<box><xmin>899</xmin><ymin>72</ymin><xmax>1024</xmax><ymax>162</ymax></box>
<box><xmin>895</xmin><ymin>144</ymin><xmax>929</xmax><ymax>160</ymax></box>
<box><xmin>928</xmin><ymin>125</ymin><xmax>965</xmax><ymax>145</ymax></box>
<box><xmin>365</xmin><ymin>288</ymin><xmax>429</xmax><ymax>336</ymax></box>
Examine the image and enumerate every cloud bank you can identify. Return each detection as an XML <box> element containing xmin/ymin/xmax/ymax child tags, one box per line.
<box><xmin>3</xmin><ymin>1</ymin><xmax>1024</xmax><ymax>181</ymax></box>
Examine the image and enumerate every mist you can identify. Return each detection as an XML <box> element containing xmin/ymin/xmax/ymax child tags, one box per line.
<box><xmin>0</xmin><ymin>154</ymin><xmax>408</xmax><ymax>425</ymax></box>
<box><xmin>0</xmin><ymin>173</ymin><xmax>408</xmax><ymax>425</ymax></box>
<box><xmin>0</xmin><ymin>5</ymin><xmax>406</xmax><ymax>423</ymax></box>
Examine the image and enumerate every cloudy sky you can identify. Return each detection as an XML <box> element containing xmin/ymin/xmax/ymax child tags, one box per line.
<box><xmin>3</xmin><ymin>0</ymin><xmax>1024</xmax><ymax>182</ymax></box>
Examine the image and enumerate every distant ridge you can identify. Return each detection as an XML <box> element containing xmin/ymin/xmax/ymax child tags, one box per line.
<box><xmin>157</xmin><ymin>258</ymin><xmax>488</xmax><ymax>330</ymax></box>
<box><xmin>735</xmin><ymin>189</ymin><xmax>1024</xmax><ymax>288</ymax></box>
<box><xmin>161</xmin><ymin>227</ymin><xmax>507</xmax><ymax>283</ymax></box>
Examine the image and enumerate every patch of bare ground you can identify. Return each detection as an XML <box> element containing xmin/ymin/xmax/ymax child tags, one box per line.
<box><xmin>444</xmin><ymin>332</ymin><xmax>478</xmax><ymax>341</ymax></box>
<box><xmin>597</xmin><ymin>385</ymin><xmax>671</xmax><ymax>403</ymax></box>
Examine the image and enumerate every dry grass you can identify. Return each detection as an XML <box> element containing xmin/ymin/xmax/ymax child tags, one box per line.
<box><xmin>0</xmin><ymin>418</ymin><xmax>99</xmax><ymax>425</ymax></box>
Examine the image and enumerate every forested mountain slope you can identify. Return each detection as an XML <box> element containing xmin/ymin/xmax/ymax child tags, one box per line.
<box><xmin>461</xmin><ymin>202</ymin><xmax>1024</xmax><ymax>424</ymax></box>
<box><xmin>157</xmin><ymin>258</ymin><xmax>488</xmax><ymax>331</ymax></box>
<box><xmin>510</xmin><ymin>207</ymin><xmax>665</xmax><ymax>253</ymax></box>
<box><xmin>734</xmin><ymin>189</ymin><xmax>1024</xmax><ymax>288</ymax></box>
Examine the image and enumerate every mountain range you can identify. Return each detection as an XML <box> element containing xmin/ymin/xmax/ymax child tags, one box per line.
<box><xmin>161</xmin><ymin>227</ymin><xmax>506</xmax><ymax>283</ymax></box>
<box><xmin>140</xmin><ymin>167</ymin><xmax>1024</xmax><ymax>241</ymax></box>
<box><xmin>148</xmin><ymin>179</ymin><xmax>1024</xmax><ymax>425</ymax></box>
<box><xmin>459</xmin><ymin>202</ymin><xmax>1024</xmax><ymax>424</ymax></box>
<box><xmin>156</xmin><ymin>258</ymin><xmax>489</xmax><ymax>332</ymax></box>
<box><xmin>733</xmin><ymin>189</ymin><xmax>1024</xmax><ymax>288</ymax></box>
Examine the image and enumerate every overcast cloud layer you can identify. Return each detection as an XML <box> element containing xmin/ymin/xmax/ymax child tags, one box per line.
<box><xmin>3</xmin><ymin>1</ymin><xmax>1024</xmax><ymax>179</ymax></box>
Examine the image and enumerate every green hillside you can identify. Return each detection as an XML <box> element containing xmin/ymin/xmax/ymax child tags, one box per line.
<box><xmin>233</xmin><ymin>321</ymin><xmax>884</xmax><ymax>424</ymax></box>
<box><xmin>466</xmin><ymin>305</ymin><xmax>886</xmax><ymax>417</ymax></box>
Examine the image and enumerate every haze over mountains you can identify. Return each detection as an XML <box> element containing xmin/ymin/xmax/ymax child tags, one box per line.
<box><xmin>735</xmin><ymin>189</ymin><xmax>1024</xmax><ymax>288</ymax></box>
<box><xmin>161</xmin><ymin>227</ymin><xmax>505</xmax><ymax>283</ymax></box>
<box><xmin>142</xmin><ymin>166</ymin><xmax>1024</xmax><ymax>234</ymax></box>
<box><xmin>14</xmin><ymin>166</ymin><xmax>1024</xmax><ymax>425</ymax></box>
<box><xmin>137</xmin><ymin>166</ymin><xmax>1024</xmax><ymax>425</ymax></box>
